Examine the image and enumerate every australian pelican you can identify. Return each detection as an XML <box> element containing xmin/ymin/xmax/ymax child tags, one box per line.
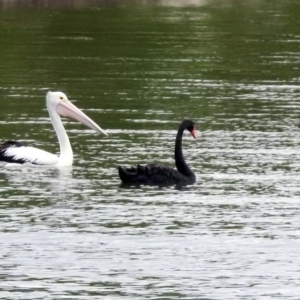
<box><xmin>0</xmin><ymin>91</ymin><xmax>108</xmax><ymax>167</ymax></box>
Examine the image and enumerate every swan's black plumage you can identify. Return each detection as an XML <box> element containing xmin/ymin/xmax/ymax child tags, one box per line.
<box><xmin>118</xmin><ymin>119</ymin><xmax>196</xmax><ymax>186</ymax></box>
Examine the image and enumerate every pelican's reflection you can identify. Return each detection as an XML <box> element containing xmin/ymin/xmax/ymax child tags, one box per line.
<box><xmin>1</xmin><ymin>166</ymin><xmax>74</xmax><ymax>193</ymax></box>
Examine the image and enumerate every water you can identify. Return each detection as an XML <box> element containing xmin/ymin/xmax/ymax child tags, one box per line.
<box><xmin>1</xmin><ymin>0</ymin><xmax>300</xmax><ymax>299</ymax></box>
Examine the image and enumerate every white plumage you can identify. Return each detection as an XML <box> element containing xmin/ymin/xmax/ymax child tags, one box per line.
<box><xmin>3</xmin><ymin>146</ymin><xmax>59</xmax><ymax>166</ymax></box>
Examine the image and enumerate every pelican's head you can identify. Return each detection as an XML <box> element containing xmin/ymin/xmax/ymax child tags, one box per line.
<box><xmin>46</xmin><ymin>91</ymin><xmax>108</xmax><ymax>136</ymax></box>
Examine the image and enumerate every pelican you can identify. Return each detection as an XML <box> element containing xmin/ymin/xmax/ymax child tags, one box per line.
<box><xmin>0</xmin><ymin>91</ymin><xmax>108</xmax><ymax>167</ymax></box>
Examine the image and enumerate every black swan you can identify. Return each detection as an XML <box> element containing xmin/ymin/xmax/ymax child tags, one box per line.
<box><xmin>118</xmin><ymin>119</ymin><xmax>196</xmax><ymax>186</ymax></box>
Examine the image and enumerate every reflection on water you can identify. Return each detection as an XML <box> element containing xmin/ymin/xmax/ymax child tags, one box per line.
<box><xmin>0</xmin><ymin>167</ymin><xmax>74</xmax><ymax>205</ymax></box>
<box><xmin>0</xmin><ymin>0</ymin><xmax>213</xmax><ymax>9</ymax></box>
<box><xmin>2</xmin><ymin>165</ymin><xmax>73</xmax><ymax>183</ymax></box>
<box><xmin>1</xmin><ymin>1</ymin><xmax>300</xmax><ymax>299</ymax></box>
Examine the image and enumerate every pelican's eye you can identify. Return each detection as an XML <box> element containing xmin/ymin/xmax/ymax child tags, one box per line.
<box><xmin>60</xmin><ymin>96</ymin><xmax>64</xmax><ymax>100</ymax></box>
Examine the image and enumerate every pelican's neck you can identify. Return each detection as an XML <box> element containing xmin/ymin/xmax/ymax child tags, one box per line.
<box><xmin>48</xmin><ymin>106</ymin><xmax>73</xmax><ymax>166</ymax></box>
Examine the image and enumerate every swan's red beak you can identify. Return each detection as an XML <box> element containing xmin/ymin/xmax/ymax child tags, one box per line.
<box><xmin>190</xmin><ymin>128</ymin><xmax>196</xmax><ymax>139</ymax></box>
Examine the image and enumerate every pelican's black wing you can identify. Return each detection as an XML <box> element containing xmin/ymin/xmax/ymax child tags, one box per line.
<box><xmin>0</xmin><ymin>141</ymin><xmax>28</xmax><ymax>164</ymax></box>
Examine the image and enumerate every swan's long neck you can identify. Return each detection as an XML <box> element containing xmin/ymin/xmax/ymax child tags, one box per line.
<box><xmin>48</xmin><ymin>106</ymin><xmax>73</xmax><ymax>166</ymax></box>
<box><xmin>175</xmin><ymin>123</ymin><xmax>194</xmax><ymax>178</ymax></box>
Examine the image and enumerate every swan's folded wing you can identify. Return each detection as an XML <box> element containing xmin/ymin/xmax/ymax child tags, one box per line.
<box><xmin>118</xmin><ymin>164</ymin><xmax>187</xmax><ymax>185</ymax></box>
<box><xmin>143</xmin><ymin>164</ymin><xmax>184</xmax><ymax>183</ymax></box>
